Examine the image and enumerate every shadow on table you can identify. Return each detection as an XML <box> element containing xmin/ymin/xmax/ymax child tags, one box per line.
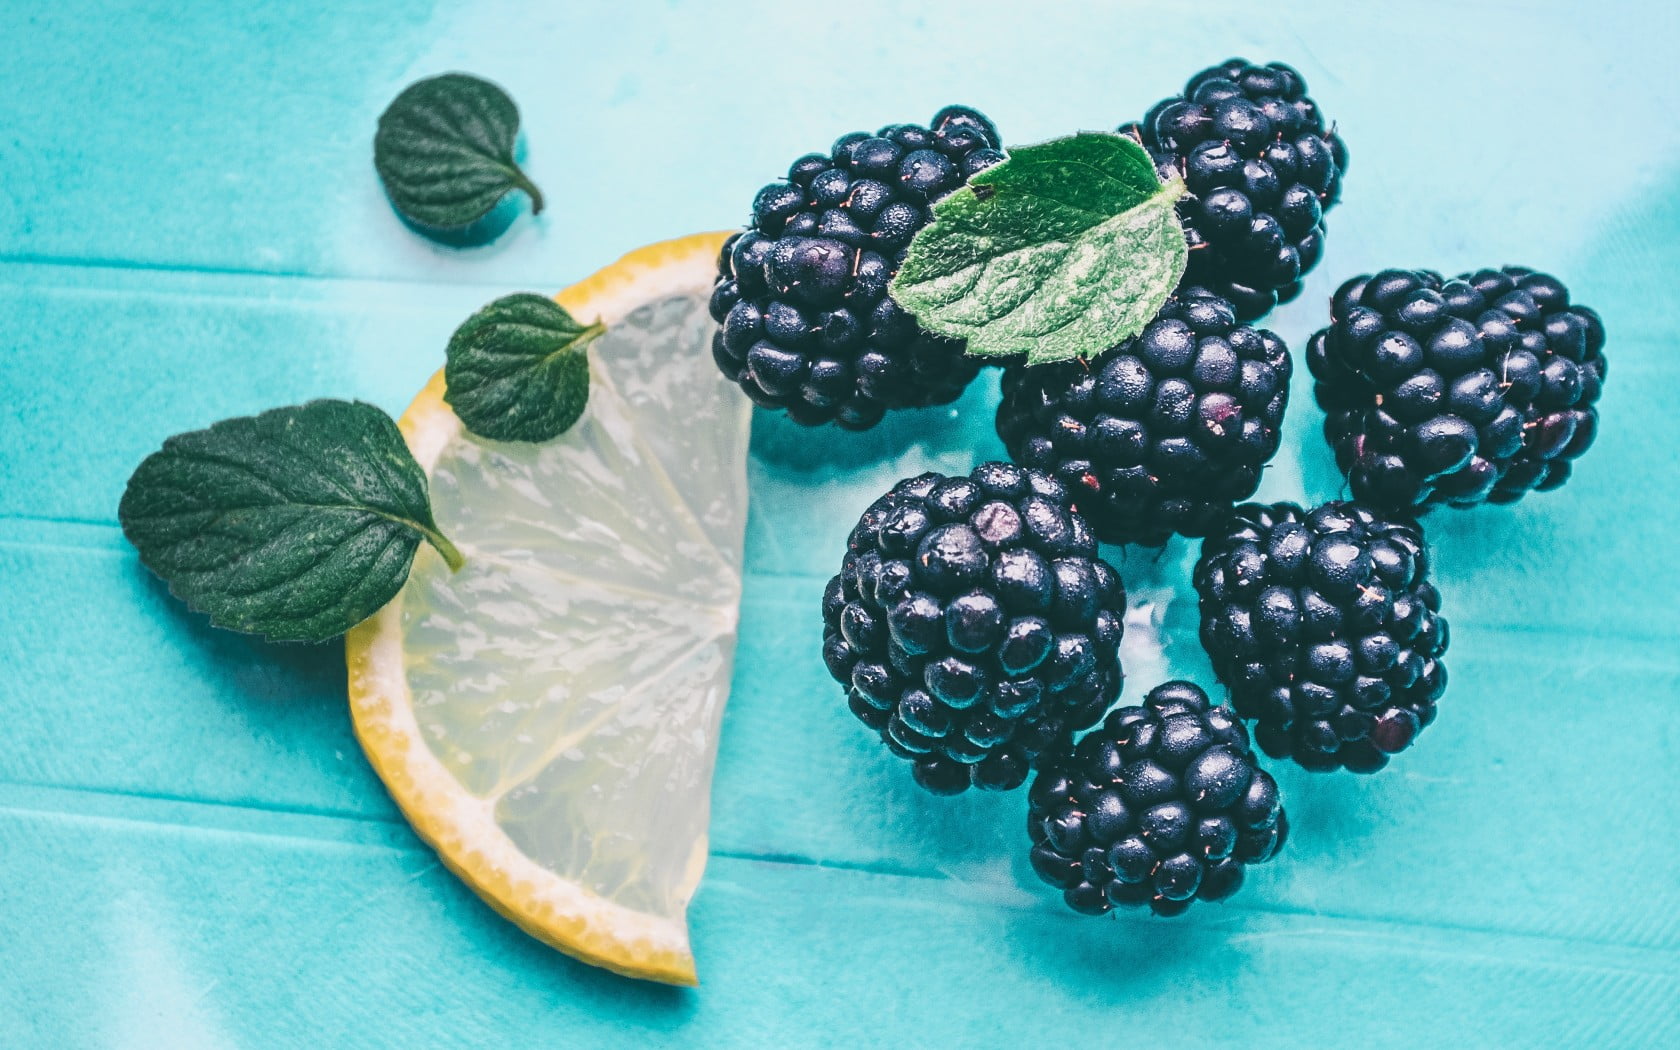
<box><xmin>1000</xmin><ymin>889</ymin><xmax>1212</xmax><ymax>989</ymax></box>
<box><xmin>749</xmin><ymin>369</ymin><xmax>1006</xmax><ymax>474</ymax></box>
<box><xmin>135</xmin><ymin>565</ymin><xmax>346</xmax><ymax>712</ymax></box>
<box><xmin>421</xmin><ymin>860</ymin><xmax>702</xmax><ymax>1018</ymax></box>
<box><xmin>380</xmin><ymin>133</ymin><xmax>540</xmax><ymax>251</ymax></box>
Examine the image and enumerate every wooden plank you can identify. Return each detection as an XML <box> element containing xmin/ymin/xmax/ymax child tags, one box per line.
<box><xmin>1</xmin><ymin>1</ymin><xmax>1670</xmax><ymax>303</ymax></box>
<box><xmin>3</xmin><ymin>275</ymin><xmax>1674</xmax><ymax>635</ymax></box>
<box><xmin>2</xmin><ymin>795</ymin><xmax>1674</xmax><ymax>1048</ymax></box>
<box><xmin>4</xmin><ymin>529</ymin><xmax>1676</xmax><ymax>952</ymax></box>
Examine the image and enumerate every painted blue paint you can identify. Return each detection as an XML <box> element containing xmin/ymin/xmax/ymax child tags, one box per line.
<box><xmin>2</xmin><ymin>2</ymin><xmax>1676</xmax><ymax>1046</ymax></box>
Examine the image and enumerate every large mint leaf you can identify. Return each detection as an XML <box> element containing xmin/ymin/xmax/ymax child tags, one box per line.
<box><xmin>118</xmin><ymin>400</ymin><xmax>461</xmax><ymax>643</ymax></box>
<box><xmin>444</xmin><ymin>294</ymin><xmax>602</xmax><ymax>442</ymax></box>
<box><xmin>374</xmin><ymin>72</ymin><xmax>544</xmax><ymax>230</ymax></box>
<box><xmin>891</xmin><ymin>132</ymin><xmax>1187</xmax><ymax>366</ymax></box>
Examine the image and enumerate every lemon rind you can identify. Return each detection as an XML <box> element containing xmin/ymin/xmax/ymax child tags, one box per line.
<box><xmin>345</xmin><ymin>232</ymin><xmax>740</xmax><ymax>986</ymax></box>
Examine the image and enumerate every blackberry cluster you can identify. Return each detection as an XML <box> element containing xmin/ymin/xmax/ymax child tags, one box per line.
<box><xmin>1308</xmin><ymin>266</ymin><xmax>1606</xmax><ymax>510</ymax></box>
<box><xmin>709</xmin><ymin>107</ymin><xmax>1005</xmax><ymax>430</ymax></box>
<box><xmin>1027</xmin><ymin>681</ymin><xmax>1287</xmax><ymax>916</ymax></box>
<box><xmin>1194</xmin><ymin>501</ymin><xmax>1448</xmax><ymax>773</ymax></box>
<box><xmin>1119</xmin><ymin>58</ymin><xmax>1348</xmax><ymax>321</ymax></box>
<box><xmin>821</xmin><ymin>463</ymin><xmax>1127</xmax><ymax>794</ymax></box>
<box><xmin>996</xmin><ymin>290</ymin><xmax>1291</xmax><ymax>546</ymax></box>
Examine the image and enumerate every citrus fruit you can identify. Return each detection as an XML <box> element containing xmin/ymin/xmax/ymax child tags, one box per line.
<box><xmin>345</xmin><ymin>232</ymin><xmax>751</xmax><ymax>985</ymax></box>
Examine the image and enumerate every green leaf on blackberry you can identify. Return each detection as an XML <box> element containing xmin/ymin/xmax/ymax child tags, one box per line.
<box><xmin>118</xmin><ymin>400</ymin><xmax>462</xmax><ymax>643</ymax></box>
<box><xmin>445</xmin><ymin>293</ymin><xmax>602</xmax><ymax>442</ymax></box>
<box><xmin>890</xmin><ymin>133</ymin><xmax>1188</xmax><ymax>367</ymax></box>
<box><xmin>374</xmin><ymin>72</ymin><xmax>544</xmax><ymax>230</ymax></box>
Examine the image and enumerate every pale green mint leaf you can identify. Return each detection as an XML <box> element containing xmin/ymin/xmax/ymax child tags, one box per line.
<box><xmin>444</xmin><ymin>293</ymin><xmax>604</xmax><ymax>443</ymax></box>
<box><xmin>118</xmin><ymin>400</ymin><xmax>461</xmax><ymax>643</ymax></box>
<box><xmin>890</xmin><ymin>132</ymin><xmax>1188</xmax><ymax>366</ymax></box>
<box><xmin>374</xmin><ymin>72</ymin><xmax>544</xmax><ymax>231</ymax></box>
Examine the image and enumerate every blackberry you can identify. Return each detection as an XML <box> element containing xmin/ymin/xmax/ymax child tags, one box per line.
<box><xmin>996</xmin><ymin>290</ymin><xmax>1291</xmax><ymax>546</ymax></box>
<box><xmin>1193</xmin><ymin>501</ymin><xmax>1448</xmax><ymax>773</ymax></box>
<box><xmin>1119</xmin><ymin>58</ymin><xmax>1347</xmax><ymax>321</ymax></box>
<box><xmin>1027</xmin><ymin>680</ymin><xmax>1287</xmax><ymax>916</ymax></box>
<box><xmin>709</xmin><ymin>107</ymin><xmax>1005</xmax><ymax>430</ymax></box>
<box><xmin>1308</xmin><ymin>266</ymin><xmax>1606</xmax><ymax>510</ymax></box>
<box><xmin>821</xmin><ymin>463</ymin><xmax>1127</xmax><ymax>794</ymax></box>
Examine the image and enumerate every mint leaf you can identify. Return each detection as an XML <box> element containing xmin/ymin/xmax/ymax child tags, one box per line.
<box><xmin>374</xmin><ymin>72</ymin><xmax>544</xmax><ymax>231</ymax></box>
<box><xmin>444</xmin><ymin>294</ymin><xmax>603</xmax><ymax>442</ymax></box>
<box><xmin>118</xmin><ymin>400</ymin><xmax>462</xmax><ymax>643</ymax></box>
<box><xmin>891</xmin><ymin>132</ymin><xmax>1188</xmax><ymax>366</ymax></box>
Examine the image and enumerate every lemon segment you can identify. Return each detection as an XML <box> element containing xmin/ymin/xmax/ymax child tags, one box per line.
<box><xmin>346</xmin><ymin>233</ymin><xmax>749</xmax><ymax>985</ymax></box>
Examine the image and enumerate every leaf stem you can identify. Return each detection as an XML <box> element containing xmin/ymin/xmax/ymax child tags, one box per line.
<box><xmin>423</xmin><ymin>528</ymin><xmax>466</xmax><ymax>572</ymax></box>
<box><xmin>511</xmin><ymin>165</ymin><xmax>545</xmax><ymax>215</ymax></box>
<box><xmin>577</xmin><ymin>319</ymin><xmax>607</xmax><ymax>347</ymax></box>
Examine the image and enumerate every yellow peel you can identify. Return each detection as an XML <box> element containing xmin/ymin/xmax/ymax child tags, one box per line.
<box><xmin>346</xmin><ymin>232</ymin><xmax>747</xmax><ymax>985</ymax></box>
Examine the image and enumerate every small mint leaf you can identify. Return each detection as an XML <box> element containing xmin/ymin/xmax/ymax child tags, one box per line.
<box><xmin>444</xmin><ymin>294</ymin><xmax>603</xmax><ymax>442</ymax></box>
<box><xmin>118</xmin><ymin>400</ymin><xmax>460</xmax><ymax>643</ymax></box>
<box><xmin>891</xmin><ymin>132</ymin><xmax>1188</xmax><ymax>367</ymax></box>
<box><xmin>374</xmin><ymin>72</ymin><xmax>544</xmax><ymax>231</ymax></box>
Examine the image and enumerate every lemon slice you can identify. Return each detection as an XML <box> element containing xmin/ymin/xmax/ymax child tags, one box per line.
<box><xmin>345</xmin><ymin>233</ymin><xmax>750</xmax><ymax>985</ymax></box>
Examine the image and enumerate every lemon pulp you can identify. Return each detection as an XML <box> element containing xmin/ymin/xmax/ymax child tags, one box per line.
<box><xmin>347</xmin><ymin>233</ymin><xmax>750</xmax><ymax>985</ymax></box>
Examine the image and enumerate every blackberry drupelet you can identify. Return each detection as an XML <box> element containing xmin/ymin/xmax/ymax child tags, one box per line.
<box><xmin>996</xmin><ymin>290</ymin><xmax>1291</xmax><ymax>546</ymax></box>
<box><xmin>709</xmin><ymin>107</ymin><xmax>1005</xmax><ymax>430</ymax></box>
<box><xmin>1027</xmin><ymin>680</ymin><xmax>1287</xmax><ymax>916</ymax></box>
<box><xmin>821</xmin><ymin>463</ymin><xmax>1127</xmax><ymax>794</ymax></box>
<box><xmin>1119</xmin><ymin>58</ymin><xmax>1347</xmax><ymax>321</ymax></box>
<box><xmin>1308</xmin><ymin>266</ymin><xmax>1606</xmax><ymax>510</ymax></box>
<box><xmin>1194</xmin><ymin>501</ymin><xmax>1448</xmax><ymax>773</ymax></box>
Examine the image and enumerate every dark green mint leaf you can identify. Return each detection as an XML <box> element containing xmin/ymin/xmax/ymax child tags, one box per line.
<box><xmin>374</xmin><ymin>72</ymin><xmax>544</xmax><ymax>231</ymax></box>
<box><xmin>891</xmin><ymin>132</ymin><xmax>1188</xmax><ymax>366</ymax></box>
<box><xmin>444</xmin><ymin>294</ymin><xmax>603</xmax><ymax>442</ymax></box>
<box><xmin>118</xmin><ymin>400</ymin><xmax>462</xmax><ymax>643</ymax></box>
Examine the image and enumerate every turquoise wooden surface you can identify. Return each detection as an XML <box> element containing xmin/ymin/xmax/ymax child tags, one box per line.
<box><xmin>3</xmin><ymin>1</ymin><xmax>1677</xmax><ymax>1046</ymax></box>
